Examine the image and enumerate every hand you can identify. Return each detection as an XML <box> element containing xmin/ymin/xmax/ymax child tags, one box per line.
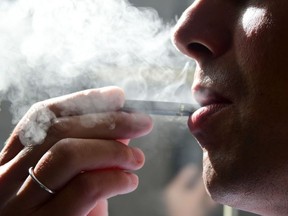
<box><xmin>0</xmin><ymin>86</ymin><xmax>153</xmax><ymax>216</ymax></box>
<box><xmin>163</xmin><ymin>164</ymin><xmax>216</xmax><ymax>216</ymax></box>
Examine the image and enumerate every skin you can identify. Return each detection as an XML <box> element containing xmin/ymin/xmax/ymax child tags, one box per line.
<box><xmin>172</xmin><ymin>0</ymin><xmax>288</xmax><ymax>215</ymax></box>
<box><xmin>0</xmin><ymin>87</ymin><xmax>153</xmax><ymax>216</ymax></box>
<box><xmin>2</xmin><ymin>0</ymin><xmax>288</xmax><ymax>215</ymax></box>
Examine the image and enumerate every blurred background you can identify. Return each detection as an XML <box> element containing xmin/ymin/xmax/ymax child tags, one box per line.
<box><xmin>0</xmin><ymin>0</ymin><xmax>258</xmax><ymax>216</ymax></box>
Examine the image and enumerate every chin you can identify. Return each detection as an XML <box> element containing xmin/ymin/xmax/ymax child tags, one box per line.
<box><xmin>202</xmin><ymin>150</ymin><xmax>280</xmax><ymax>215</ymax></box>
<box><xmin>202</xmin><ymin>151</ymin><xmax>254</xmax><ymax>209</ymax></box>
<box><xmin>203</xmin><ymin>163</ymin><xmax>245</xmax><ymax>210</ymax></box>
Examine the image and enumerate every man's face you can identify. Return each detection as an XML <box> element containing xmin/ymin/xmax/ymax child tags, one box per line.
<box><xmin>173</xmin><ymin>0</ymin><xmax>288</xmax><ymax>214</ymax></box>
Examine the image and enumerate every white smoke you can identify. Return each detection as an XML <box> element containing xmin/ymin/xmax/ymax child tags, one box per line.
<box><xmin>0</xmin><ymin>0</ymin><xmax>194</xmax><ymax>123</ymax></box>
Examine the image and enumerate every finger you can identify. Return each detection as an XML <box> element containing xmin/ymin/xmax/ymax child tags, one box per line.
<box><xmin>48</xmin><ymin>111</ymin><xmax>153</xmax><ymax>141</ymax></box>
<box><xmin>35</xmin><ymin>170</ymin><xmax>138</xmax><ymax>216</ymax></box>
<box><xmin>2</xmin><ymin>86</ymin><xmax>125</xmax><ymax>161</ymax></box>
<box><xmin>13</xmin><ymin>139</ymin><xmax>145</xmax><ymax>208</ymax></box>
<box><xmin>45</xmin><ymin>86</ymin><xmax>125</xmax><ymax>117</ymax></box>
<box><xmin>0</xmin><ymin>111</ymin><xmax>152</xmax><ymax>206</ymax></box>
<box><xmin>3</xmin><ymin>111</ymin><xmax>152</xmax><ymax>180</ymax></box>
<box><xmin>0</xmin><ymin>87</ymin><xmax>130</xmax><ymax>210</ymax></box>
<box><xmin>87</xmin><ymin>199</ymin><xmax>108</xmax><ymax>216</ymax></box>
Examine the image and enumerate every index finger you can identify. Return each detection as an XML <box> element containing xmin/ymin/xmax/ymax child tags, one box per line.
<box><xmin>45</xmin><ymin>86</ymin><xmax>125</xmax><ymax>117</ymax></box>
<box><xmin>1</xmin><ymin>86</ymin><xmax>125</xmax><ymax>163</ymax></box>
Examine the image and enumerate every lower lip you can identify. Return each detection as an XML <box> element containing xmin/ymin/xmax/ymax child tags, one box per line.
<box><xmin>189</xmin><ymin>103</ymin><xmax>231</xmax><ymax>131</ymax></box>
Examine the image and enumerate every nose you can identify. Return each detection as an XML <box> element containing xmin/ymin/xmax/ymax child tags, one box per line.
<box><xmin>172</xmin><ymin>0</ymin><xmax>233</xmax><ymax>64</ymax></box>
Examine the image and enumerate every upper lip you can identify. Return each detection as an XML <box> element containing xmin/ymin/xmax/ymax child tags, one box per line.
<box><xmin>192</xmin><ymin>85</ymin><xmax>232</xmax><ymax>107</ymax></box>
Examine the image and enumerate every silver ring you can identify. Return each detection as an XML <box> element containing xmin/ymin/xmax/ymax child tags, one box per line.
<box><xmin>28</xmin><ymin>167</ymin><xmax>55</xmax><ymax>194</ymax></box>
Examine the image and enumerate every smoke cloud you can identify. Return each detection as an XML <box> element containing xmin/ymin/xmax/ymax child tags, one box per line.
<box><xmin>0</xmin><ymin>0</ymin><xmax>194</xmax><ymax>123</ymax></box>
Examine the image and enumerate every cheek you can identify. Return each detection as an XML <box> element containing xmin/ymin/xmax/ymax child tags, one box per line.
<box><xmin>234</xmin><ymin>6</ymin><xmax>288</xmax><ymax>152</ymax></box>
<box><xmin>241</xmin><ymin>7</ymin><xmax>268</xmax><ymax>38</ymax></box>
<box><xmin>236</xmin><ymin>6</ymin><xmax>272</xmax><ymax>74</ymax></box>
<box><xmin>235</xmin><ymin>6</ymin><xmax>288</xmax><ymax>97</ymax></box>
<box><xmin>236</xmin><ymin>5</ymin><xmax>288</xmax><ymax>80</ymax></box>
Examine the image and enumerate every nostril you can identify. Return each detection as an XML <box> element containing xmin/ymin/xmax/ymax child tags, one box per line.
<box><xmin>187</xmin><ymin>43</ymin><xmax>213</xmax><ymax>59</ymax></box>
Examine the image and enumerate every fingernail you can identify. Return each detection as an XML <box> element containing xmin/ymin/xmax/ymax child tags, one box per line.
<box><xmin>132</xmin><ymin>113</ymin><xmax>154</xmax><ymax>135</ymax></box>
<box><xmin>128</xmin><ymin>173</ymin><xmax>139</xmax><ymax>188</ymax></box>
<box><xmin>120</xmin><ymin>173</ymin><xmax>139</xmax><ymax>194</ymax></box>
<box><xmin>132</xmin><ymin>147</ymin><xmax>144</xmax><ymax>164</ymax></box>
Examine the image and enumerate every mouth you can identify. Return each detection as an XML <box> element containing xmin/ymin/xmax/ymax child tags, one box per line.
<box><xmin>189</xmin><ymin>86</ymin><xmax>232</xmax><ymax>132</ymax></box>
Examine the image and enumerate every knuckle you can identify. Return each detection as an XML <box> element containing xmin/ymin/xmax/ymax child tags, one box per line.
<box><xmin>76</xmin><ymin>170</ymin><xmax>133</xmax><ymax>199</ymax></box>
<box><xmin>53</xmin><ymin>138</ymin><xmax>78</xmax><ymax>167</ymax></box>
<box><xmin>48</xmin><ymin>118</ymin><xmax>69</xmax><ymax>138</ymax></box>
<box><xmin>17</xmin><ymin>101</ymin><xmax>56</xmax><ymax>146</ymax></box>
<box><xmin>22</xmin><ymin>102</ymin><xmax>44</xmax><ymax>119</ymax></box>
<box><xmin>29</xmin><ymin>101</ymin><xmax>51</xmax><ymax>116</ymax></box>
<box><xmin>30</xmin><ymin>101</ymin><xmax>44</xmax><ymax>111</ymax></box>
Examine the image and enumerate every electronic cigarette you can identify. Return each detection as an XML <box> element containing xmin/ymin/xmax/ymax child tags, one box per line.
<box><xmin>121</xmin><ymin>100</ymin><xmax>196</xmax><ymax>116</ymax></box>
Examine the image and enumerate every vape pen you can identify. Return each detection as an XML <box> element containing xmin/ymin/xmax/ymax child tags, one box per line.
<box><xmin>122</xmin><ymin>100</ymin><xmax>196</xmax><ymax>116</ymax></box>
